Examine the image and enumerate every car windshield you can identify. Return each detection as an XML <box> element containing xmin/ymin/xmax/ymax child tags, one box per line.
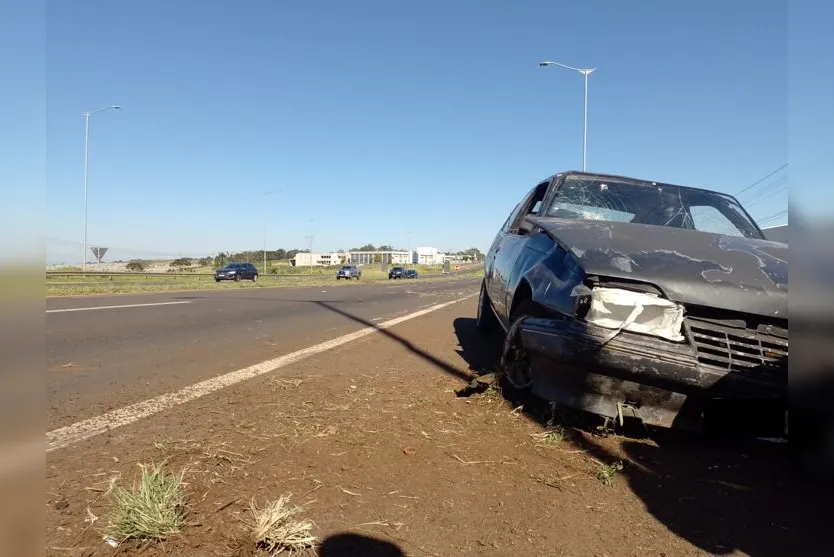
<box><xmin>545</xmin><ymin>175</ymin><xmax>763</xmax><ymax>239</ymax></box>
<box><xmin>340</xmin><ymin>266</ymin><xmax>352</xmax><ymax>271</ymax></box>
<box><xmin>221</xmin><ymin>264</ymin><xmax>243</xmax><ymax>270</ymax></box>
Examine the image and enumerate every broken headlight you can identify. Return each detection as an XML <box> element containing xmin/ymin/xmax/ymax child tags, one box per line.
<box><xmin>572</xmin><ymin>285</ymin><xmax>685</xmax><ymax>342</ymax></box>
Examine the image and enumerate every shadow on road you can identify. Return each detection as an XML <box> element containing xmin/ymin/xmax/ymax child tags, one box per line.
<box><xmin>313</xmin><ymin>301</ymin><xmax>475</xmax><ymax>383</ymax></box>
<box><xmin>318</xmin><ymin>533</ymin><xmax>404</xmax><ymax>557</ymax></box>
<box><xmin>450</xmin><ymin>316</ymin><xmax>824</xmax><ymax>556</ymax></box>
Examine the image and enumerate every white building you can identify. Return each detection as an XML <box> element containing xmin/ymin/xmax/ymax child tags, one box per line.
<box><xmin>413</xmin><ymin>247</ymin><xmax>446</xmax><ymax>265</ymax></box>
<box><xmin>291</xmin><ymin>252</ymin><xmax>347</xmax><ymax>267</ymax></box>
<box><xmin>348</xmin><ymin>250</ymin><xmax>411</xmax><ymax>265</ymax></box>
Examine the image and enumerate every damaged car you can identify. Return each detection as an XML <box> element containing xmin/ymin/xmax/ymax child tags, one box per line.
<box><xmin>477</xmin><ymin>171</ymin><xmax>788</xmax><ymax>434</ymax></box>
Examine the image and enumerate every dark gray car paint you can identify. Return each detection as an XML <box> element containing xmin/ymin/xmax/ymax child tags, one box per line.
<box><xmin>525</xmin><ymin>216</ymin><xmax>788</xmax><ymax>318</ymax></box>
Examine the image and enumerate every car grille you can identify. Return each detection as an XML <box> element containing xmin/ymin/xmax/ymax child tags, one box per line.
<box><xmin>685</xmin><ymin>316</ymin><xmax>787</xmax><ymax>381</ymax></box>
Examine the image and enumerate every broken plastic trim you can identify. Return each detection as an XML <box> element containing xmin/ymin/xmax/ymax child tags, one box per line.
<box><xmin>571</xmin><ymin>285</ymin><xmax>685</xmax><ymax>343</ymax></box>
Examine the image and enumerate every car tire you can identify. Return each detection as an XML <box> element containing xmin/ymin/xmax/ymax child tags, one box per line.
<box><xmin>234</xmin><ymin>274</ymin><xmax>240</xmax><ymax>282</ymax></box>
<box><xmin>475</xmin><ymin>280</ymin><xmax>498</xmax><ymax>333</ymax></box>
<box><xmin>253</xmin><ymin>274</ymin><xmax>258</xmax><ymax>282</ymax></box>
<box><xmin>503</xmin><ymin>298</ymin><xmax>548</xmax><ymax>391</ymax></box>
<box><xmin>215</xmin><ymin>278</ymin><xmax>220</xmax><ymax>283</ymax></box>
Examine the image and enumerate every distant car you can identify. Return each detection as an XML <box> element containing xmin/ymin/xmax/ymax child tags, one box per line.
<box><xmin>405</xmin><ymin>269</ymin><xmax>418</xmax><ymax>279</ymax></box>
<box><xmin>388</xmin><ymin>266</ymin><xmax>406</xmax><ymax>279</ymax></box>
<box><xmin>337</xmin><ymin>265</ymin><xmax>362</xmax><ymax>280</ymax></box>
<box><xmin>478</xmin><ymin>170</ymin><xmax>787</xmax><ymax>435</ymax></box>
<box><xmin>215</xmin><ymin>262</ymin><xmax>258</xmax><ymax>282</ymax></box>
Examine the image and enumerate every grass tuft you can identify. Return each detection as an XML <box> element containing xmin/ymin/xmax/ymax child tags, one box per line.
<box><xmin>596</xmin><ymin>460</ymin><xmax>624</xmax><ymax>486</ymax></box>
<box><xmin>247</xmin><ymin>494</ymin><xmax>317</xmax><ymax>554</ymax></box>
<box><xmin>105</xmin><ymin>462</ymin><xmax>186</xmax><ymax>543</ymax></box>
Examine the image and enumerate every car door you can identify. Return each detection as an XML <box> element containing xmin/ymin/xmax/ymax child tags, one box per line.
<box><xmin>491</xmin><ymin>180</ymin><xmax>551</xmax><ymax>325</ymax></box>
<box><xmin>486</xmin><ymin>189</ymin><xmax>536</xmax><ymax>323</ymax></box>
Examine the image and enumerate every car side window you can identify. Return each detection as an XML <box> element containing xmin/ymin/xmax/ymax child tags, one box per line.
<box><xmin>500</xmin><ymin>202</ymin><xmax>522</xmax><ymax>234</ymax></box>
<box><xmin>509</xmin><ymin>180</ymin><xmax>550</xmax><ymax>233</ymax></box>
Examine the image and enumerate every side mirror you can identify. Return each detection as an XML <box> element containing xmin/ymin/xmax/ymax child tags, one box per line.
<box><xmin>518</xmin><ymin>217</ymin><xmax>534</xmax><ymax>235</ymax></box>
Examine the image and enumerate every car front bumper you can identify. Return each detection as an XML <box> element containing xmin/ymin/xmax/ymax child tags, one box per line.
<box><xmin>516</xmin><ymin>317</ymin><xmax>787</xmax><ymax>432</ymax></box>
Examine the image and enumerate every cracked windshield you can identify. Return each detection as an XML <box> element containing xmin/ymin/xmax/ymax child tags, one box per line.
<box><xmin>547</xmin><ymin>175</ymin><xmax>763</xmax><ymax>238</ymax></box>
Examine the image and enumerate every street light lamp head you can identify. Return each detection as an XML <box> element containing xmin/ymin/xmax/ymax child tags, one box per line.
<box><xmin>539</xmin><ymin>61</ymin><xmax>553</xmax><ymax>66</ymax></box>
<box><xmin>112</xmin><ymin>105</ymin><xmax>122</xmax><ymax>110</ymax></box>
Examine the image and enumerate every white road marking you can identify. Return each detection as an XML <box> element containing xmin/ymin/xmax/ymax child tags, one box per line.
<box><xmin>46</xmin><ymin>292</ymin><xmax>477</xmax><ymax>453</ymax></box>
<box><xmin>46</xmin><ymin>301</ymin><xmax>192</xmax><ymax>314</ymax></box>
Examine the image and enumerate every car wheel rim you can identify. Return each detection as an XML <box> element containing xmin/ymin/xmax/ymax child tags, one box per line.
<box><xmin>504</xmin><ymin>342</ymin><xmax>533</xmax><ymax>389</ymax></box>
<box><xmin>501</xmin><ymin>317</ymin><xmax>533</xmax><ymax>390</ymax></box>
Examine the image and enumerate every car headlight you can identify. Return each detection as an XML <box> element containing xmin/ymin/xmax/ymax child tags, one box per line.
<box><xmin>572</xmin><ymin>285</ymin><xmax>685</xmax><ymax>342</ymax></box>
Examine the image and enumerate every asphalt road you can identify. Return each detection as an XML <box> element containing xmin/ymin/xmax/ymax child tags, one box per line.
<box><xmin>47</xmin><ymin>278</ymin><xmax>480</xmax><ymax>430</ymax></box>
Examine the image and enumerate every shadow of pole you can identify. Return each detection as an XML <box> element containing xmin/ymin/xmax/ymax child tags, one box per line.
<box><xmin>314</xmin><ymin>301</ymin><xmax>475</xmax><ymax>383</ymax></box>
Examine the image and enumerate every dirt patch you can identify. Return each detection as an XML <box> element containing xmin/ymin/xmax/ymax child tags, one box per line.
<box><xmin>46</xmin><ymin>301</ymin><xmax>821</xmax><ymax>556</ymax></box>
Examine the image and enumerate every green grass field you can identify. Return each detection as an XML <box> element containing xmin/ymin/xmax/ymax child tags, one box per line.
<box><xmin>46</xmin><ymin>262</ymin><xmax>483</xmax><ymax>297</ymax></box>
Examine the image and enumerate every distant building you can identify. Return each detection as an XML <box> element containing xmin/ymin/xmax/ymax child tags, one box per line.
<box><xmin>348</xmin><ymin>250</ymin><xmax>411</xmax><ymax>265</ymax></box>
<box><xmin>413</xmin><ymin>247</ymin><xmax>446</xmax><ymax>265</ymax></box>
<box><xmin>290</xmin><ymin>252</ymin><xmax>347</xmax><ymax>267</ymax></box>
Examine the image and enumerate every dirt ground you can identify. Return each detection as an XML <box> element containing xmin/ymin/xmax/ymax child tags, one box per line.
<box><xmin>46</xmin><ymin>300</ymin><xmax>824</xmax><ymax>556</ymax></box>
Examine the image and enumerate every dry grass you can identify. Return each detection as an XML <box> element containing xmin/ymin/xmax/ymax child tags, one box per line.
<box><xmin>530</xmin><ymin>425</ymin><xmax>567</xmax><ymax>445</ymax></box>
<box><xmin>104</xmin><ymin>462</ymin><xmax>187</xmax><ymax>544</ymax></box>
<box><xmin>246</xmin><ymin>494</ymin><xmax>317</xmax><ymax>555</ymax></box>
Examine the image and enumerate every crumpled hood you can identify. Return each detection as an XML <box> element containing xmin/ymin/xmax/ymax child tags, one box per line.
<box><xmin>527</xmin><ymin>217</ymin><xmax>788</xmax><ymax>318</ymax></box>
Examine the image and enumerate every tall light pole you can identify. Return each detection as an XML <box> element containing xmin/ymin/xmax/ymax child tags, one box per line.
<box><xmin>261</xmin><ymin>189</ymin><xmax>280</xmax><ymax>275</ymax></box>
<box><xmin>539</xmin><ymin>60</ymin><xmax>595</xmax><ymax>171</ymax></box>
<box><xmin>82</xmin><ymin>105</ymin><xmax>121</xmax><ymax>271</ymax></box>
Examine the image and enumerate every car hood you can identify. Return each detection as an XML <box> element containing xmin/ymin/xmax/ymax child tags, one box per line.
<box><xmin>527</xmin><ymin>217</ymin><xmax>788</xmax><ymax>318</ymax></box>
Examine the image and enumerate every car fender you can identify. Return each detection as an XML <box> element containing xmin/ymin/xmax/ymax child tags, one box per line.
<box><xmin>507</xmin><ymin>231</ymin><xmax>585</xmax><ymax>318</ymax></box>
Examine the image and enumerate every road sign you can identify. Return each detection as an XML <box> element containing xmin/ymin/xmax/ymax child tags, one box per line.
<box><xmin>91</xmin><ymin>247</ymin><xmax>108</xmax><ymax>263</ymax></box>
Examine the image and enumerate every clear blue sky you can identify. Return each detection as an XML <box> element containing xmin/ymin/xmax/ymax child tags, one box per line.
<box><xmin>6</xmin><ymin>1</ymin><xmax>828</xmax><ymax>265</ymax></box>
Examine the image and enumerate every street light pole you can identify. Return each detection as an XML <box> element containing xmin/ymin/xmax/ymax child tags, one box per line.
<box><xmin>539</xmin><ymin>60</ymin><xmax>595</xmax><ymax>171</ymax></box>
<box><xmin>261</xmin><ymin>189</ymin><xmax>280</xmax><ymax>275</ymax></box>
<box><xmin>82</xmin><ymin>105</ymin><xmax>121</xmax><ymax>271</ymax></box>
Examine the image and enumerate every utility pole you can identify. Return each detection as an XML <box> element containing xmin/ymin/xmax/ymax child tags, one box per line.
<box><xmin>81</xmin><ymin>105</ymin><xmax>121</xmax><ymax>271</ymax></box>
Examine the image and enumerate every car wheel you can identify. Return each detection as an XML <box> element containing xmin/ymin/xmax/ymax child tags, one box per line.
<box><xmin>234</xmin><ymin>274</ymin><xmax>240</xmax><ymax>282</ymax></box>
<box><xmin>502</xmin><ymin>299</ymin><xmax>547</xmax><ymax>391</ymax></box>
<box><xmin>252</xmin><ymin>274</ymin><xmax>258</xmax><ymax>282</ymax></box>
<box><xmin>475</xmin><ymin>280</ymin><xmax>498</xmax><ymax>333</ymax></box>
<box><xmin>215</xmin><ymin>278</ymin><xmax>220</xmax><ymax>283</ymax></box>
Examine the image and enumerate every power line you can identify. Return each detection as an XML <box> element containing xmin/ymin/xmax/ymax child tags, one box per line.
<box><xmin>737</xmin><ymin>176</ymin><xmax>788</xmax><ymax>200</ymax></box>
<box><xmin>744</xmin><ymin>185</ymin><xmax>789</xmax><ymax>210</ymax></box>
<box><xmin>756</xmin><ymin>209</ymin><xmax>788</xmax><ymax>225</ymax></box>
<box><xmin>734</xmin><ymin>164</ymin><xmax>787</xmax><ymax>197</ymax></box>
<box><xmin>45</xmin><ymin>237</ymin><xmax>213</xmax><ymax>258</ymax></box>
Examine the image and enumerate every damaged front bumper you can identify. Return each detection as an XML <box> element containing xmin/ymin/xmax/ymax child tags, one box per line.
<box><xmin>516</xmin><ymin>316</ymin><xmax>787</xmax><ymax>432</ymax></box>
